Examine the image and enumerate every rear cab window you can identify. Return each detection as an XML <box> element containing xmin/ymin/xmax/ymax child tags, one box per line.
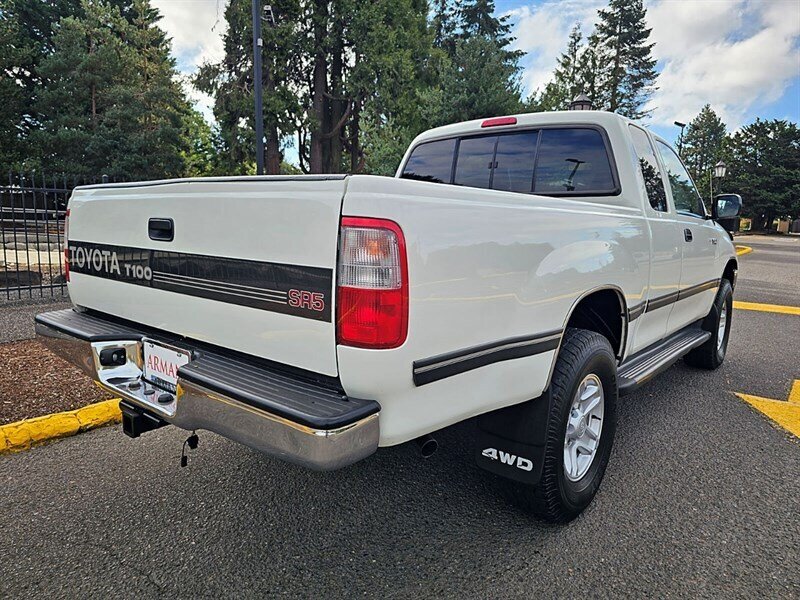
<box><xmin>629</xmin><ymin>125</ymin><xmax>668</xmax><ymax>212</ymax></box>
<box><xmin>400</xmin><ymin>138</ymin><xmax>456</xmax><ymax>184</ymax></box>
<box><xmin>400</xmin><ymin>126</ymin><xmax>618</xmax><ymax>197</ymax></box>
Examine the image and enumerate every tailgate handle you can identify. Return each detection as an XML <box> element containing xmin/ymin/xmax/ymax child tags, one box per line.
<box><xmin>148</xmin><ymin>218</ymin><xmax>174</xmax><ymax>242</ymax></box>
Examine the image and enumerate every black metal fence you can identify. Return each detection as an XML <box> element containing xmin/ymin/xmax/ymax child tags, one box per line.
<box><xmin>1</xmin><ymin>172</ymin><xmax>115</xmax><ymax>300</ymax></box>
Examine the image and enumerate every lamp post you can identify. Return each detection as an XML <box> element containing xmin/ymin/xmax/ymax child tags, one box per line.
<box><xmin>252</xmin><ymin>0</ymin><xmax>264</xmax><ymax>175</ymax></box>
<box><xmin>710</xmin><ymin>160</ymin><xmax>727</xmax><ymax>203</ymax></box>
<box><xmin>569</xmin><ymin>94</ymin><xmax>593</xmax><ymax>111</ymax></box>
<box><xmin>674</xmin><ymin>121</ymin><xmax>686</xmax><ymax>156</ymax></box>
<box><xmin>252</xmin><ymin>3</ymin><xmax>276</xmax><ymax>175</ymax></box>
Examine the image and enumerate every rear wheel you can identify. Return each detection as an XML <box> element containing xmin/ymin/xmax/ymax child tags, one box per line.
<box><xmin>684</xmin><ymin>279</ymin><xmax>733</xmax><ymax>370</ymax></box>
<box><xmin>502</xmin><ymin>328</ymin><xmax>617</xmax><ymax>523</ymax></box>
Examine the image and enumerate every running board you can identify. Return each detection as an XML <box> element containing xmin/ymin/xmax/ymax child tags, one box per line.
<box><xmin>618</xmin><ymin>327</ymin><xmax>711</xmax><ymax>396</ymax></box>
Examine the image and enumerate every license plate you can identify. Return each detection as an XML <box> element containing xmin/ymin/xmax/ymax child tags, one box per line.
<box><xmin>142</xmin><ymin>340</ymin><xmax>191</xmax><ymax>393</ymax></box>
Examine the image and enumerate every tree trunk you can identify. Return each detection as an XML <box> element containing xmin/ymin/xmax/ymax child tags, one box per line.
<box><xmin>325</xmin><ymin>18</ymin><xmax>345</xmax><ymax>173</ymax></box>
<box><xmin>309</xmin><ymin>0</ymin><xmax>328</xmax><ymax>173</ymax></box>
<box><xmin>350</xmin><ymin>101</ymin><xmax>360</xmax><ymax>173</ymax></box>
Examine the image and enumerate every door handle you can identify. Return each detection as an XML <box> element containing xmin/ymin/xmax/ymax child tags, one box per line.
<box><xmin>148</xmin><ymin>218</ymin><xmax>174</xmax><ymax>242</ymax></box>
<box><xmin>684</xmin><ymin>228</ymin><xmax>693</xmax><ymax>242</ymax></box>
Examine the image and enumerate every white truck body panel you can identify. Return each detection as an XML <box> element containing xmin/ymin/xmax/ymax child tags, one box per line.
<box><xmin>62</xmin><ymin>111</ymin><xmax>737</xmax><ymax>448</ymax></box>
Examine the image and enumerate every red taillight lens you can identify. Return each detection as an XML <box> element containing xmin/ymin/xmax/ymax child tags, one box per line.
<box><xmin>63</xmin><ymin>208</ymin><xmax>70</xmax><ymax>282</ymax></box>
<box><xmin>481</xmin><ymin>116</ymin><xmax>517</xmax><ymax>128</ymax></box>
<box><xmin>337</xmin><ymin>217</ymin><xmax>408</xmax><ymax>349</ymax></box>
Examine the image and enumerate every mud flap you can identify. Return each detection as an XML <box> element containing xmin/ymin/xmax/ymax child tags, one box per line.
<box><xmin>474</xmin><ymin>388</ymin><xmax>553</xmax><ymax>485</ymax></box>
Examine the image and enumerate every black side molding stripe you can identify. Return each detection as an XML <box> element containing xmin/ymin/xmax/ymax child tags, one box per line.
<box><xmin>413</xmin><ymin>330</ymin><xmax>563</xmax><ymax>387</ymax></box>
<box><xmin>641</xmin><ymin>278</ymin><xmax>721</xmax><ymax>315</ymax></box>
<box><xmin>645</xmin><ymin>291</ymin><xmax>679</xmax><ymax>313</ymax></box>
<box><xmin>627</xmin><ymin>302</ymin><xmax>646</xmax><ymax>322</ymax></box>
<box><xmin>677</xmin><ymin>278</ymin><xmax>721</xmax><ymax>301</ymax></box>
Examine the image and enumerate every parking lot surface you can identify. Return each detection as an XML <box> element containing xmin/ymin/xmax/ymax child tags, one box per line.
<box><xmin>1</xmin><ymin>236</ymin><xmax>798</xmax><ymax>598</ymax></box>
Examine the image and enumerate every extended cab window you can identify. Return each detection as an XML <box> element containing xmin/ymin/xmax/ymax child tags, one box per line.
<box><xmin>655</xmin><ymin>141</ymin><xmax>706</xmax><ymax>217</ymax></box>
<box><xmin>401</xmin><ymin>126</ymin><xmax>616</xmax><ymax>196</ymax></box>
<box><xmin>493</xmin><ymin>131</ymin><xmax>538</xmax><ymax>193</ymax></box>
<box><xmin>629</xmin><ymin>125</ymin><xmax>668</xmax><ymax>212</ymax></box>
<box><xmin>454</xmin><ymin>135</ymin><xmax>496</xmax><ymax>189</ymax></box>
<box><xmin>453</xmin><ymin>131</ymin><xmax>539</xmax><ymax>192</ymax></box>
<box><xmin>401</xmin><ymin>138</ymin><xmax>456</xmax><ymax>183</ymax></box>
<box><xmin>533</xmin><ymin>129</ymin><xmax>616</xmax><ymax>194</ymax></box>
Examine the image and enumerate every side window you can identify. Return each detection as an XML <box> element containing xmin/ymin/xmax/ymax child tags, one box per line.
<box><xmin>492</xmin><ymin>131</ymin><xmax>538</xmax><ymax>193</ymax></box>
<box><xmin>629</xmin><ymin>126</ymin><xmax>668</xmax><ymax>212</ymax></box>
<box><xmin>454</xmin><ymin>135</ymin><xmax>496</xmax><ymax>189</ymax></box>
<box><xmin>401</xmin><ymin>138</ymin><xmax>456</xmax><ymax>184</ymax></box>
<box><xmin>533</xmin><ymin>129</ymin><xmax>616</xmax><ymax>194</ymax></box>
<box><xmin>655</xmin><ymin>141</ymin><xmax>706</xmax><ymax>217</ymax></box>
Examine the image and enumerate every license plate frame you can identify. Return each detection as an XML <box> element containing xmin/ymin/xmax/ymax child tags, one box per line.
<box><xmin>142</xmin><ymin>338</ymin><xmax>191</xmax><ymax>393</ymax></box>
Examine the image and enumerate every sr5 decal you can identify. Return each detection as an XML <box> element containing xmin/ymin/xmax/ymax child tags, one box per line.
<box><xmin>288</xmin><ymin>289</ymin><xmax>325</xmax><ymax>312</ymax></box>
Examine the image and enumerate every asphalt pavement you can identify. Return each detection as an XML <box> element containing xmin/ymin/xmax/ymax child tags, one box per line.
<box><xmin>1</xmin><ymin>236</ymin><xmax>798</xmax><ymax>598</ymax></box>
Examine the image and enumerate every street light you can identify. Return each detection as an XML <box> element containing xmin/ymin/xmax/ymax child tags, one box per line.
<box><xmin>252</xmin><ymin>3</ymin><xmax>276</xmax><ymax>175</ymax></box>
<box><xmin>710</xmin><ymin>160</ymin><xmax>727</xmax><ymax>203</ymax></box>
<box><xmin>674</xmin><ymin>121</ymin><xmax>686</xmax><ymax>155</ymax></box>
<box><xmin>252</xmin><ymin>0</ymin><xmax>264</xmax><ymax>175</ymax></box>
<box><xmin>569</xmin><ymin>94</ymin><xmax>593</xmax><ymax>111</ymax></box>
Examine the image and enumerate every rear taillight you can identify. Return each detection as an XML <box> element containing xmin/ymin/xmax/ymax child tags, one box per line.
<box><xmin>63</xmin><ymin>208</ymin><xmax>70</xmax><ymax>282</ymax></box>
<box><xmin>337</xmin><ymin>217</ymin><xmax>408</xmax><ymax>349</ymax></box>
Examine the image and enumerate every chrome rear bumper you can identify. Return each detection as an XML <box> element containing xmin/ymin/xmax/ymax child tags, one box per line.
<box><xmin>35</xmin><ymin>309</ymin><xmax>380</xmax><ymax>471</ymax></box>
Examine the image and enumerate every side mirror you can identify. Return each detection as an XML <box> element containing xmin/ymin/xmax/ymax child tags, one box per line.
<box><xmin>713</xmin><ymin>193</ymin><xmax>742</xmax><ymax>235</ymax></box>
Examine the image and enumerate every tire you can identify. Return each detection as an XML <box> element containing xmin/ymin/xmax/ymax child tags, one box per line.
<box><xmin>684</xmin><ymin>279</ymin><xmax>733</xmax><ymax>370</ymax></box>
<box><xmin>502</xmin><ymin>328</ymin><xmax>617</xmax><ymax>523</ymax></box>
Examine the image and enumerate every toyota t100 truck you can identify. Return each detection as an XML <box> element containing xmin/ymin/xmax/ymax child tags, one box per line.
<box><xmin>36</xmin><ymin>111</ymin><xmax>742</xmax><ymax>522</ymax></box>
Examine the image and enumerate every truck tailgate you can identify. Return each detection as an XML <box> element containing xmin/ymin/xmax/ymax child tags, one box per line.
<box><xmin>66</xmin><ymin>176</ymin><xmax>347</xmax><ymax>376</ymax></box>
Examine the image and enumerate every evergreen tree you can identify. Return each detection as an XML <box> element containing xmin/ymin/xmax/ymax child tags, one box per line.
<box><xmin>682</xmin><ymin>104</ymin><xmax>727</xmax><ymax>205</ymax></box>
<box><xmin>593</xmin><ymin>0</ymin><xmax>657</xmax><ymax>118</ymax></box>
<box><xmin>722</xmin><ymin>119</ymin><xmax>800</xmax><ymax>230</ymax></box>
<box><xmin>458</xmin><ymin>0</ymin><xmax>513</xmax><ymax>41</ymax></box>
<box><xmin>0</xmin><ymin>0</ymin><xmax>132</xmax><ymax>171</ymax></box>
<box><xmin>31</xmin><ymin>0</ymin><xmax>192</xmax><ymax>179</ymax></box>
<box><xmin>532</xmin><ymin>23</ymin><xmax>585</xmax><ymax>111</ymax></box>
<box><xmin>426</xmin><ymin>0</ymin><xmax>522</xmax><ymax>124</ymax></box>
<box><xmin>439</xmin><ymin>36</ymin><xmax>522</xmax><ymax>123</ymax></box>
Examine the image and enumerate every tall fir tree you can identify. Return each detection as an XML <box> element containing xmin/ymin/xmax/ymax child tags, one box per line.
<box><xmin>593</xmin><ymin>0</ymin><xmax>657</xmax><ymax>118</ymax></box>
<box><xmin>31</xmin><ymin>0</ymin><xmax>193</xmax><ymax>179</ymax></box>
<box><xmin>533</xmin><ymin>23</ymin><xmax>585</xmax><ymax>111</ymax></box>
<box><xmin>429</xmin><ymin>0</ymin><xmax>522</xmax><ymax>124</ymax></box>
<box><xmin>682</xmin><ymin>105</ymin><xmax>727</xmax><ymax>205</ymax></box>
<box><xmin>0</xmin><ymin>0</ymin><xmax>132</xmax><ymax>171</ymax></box>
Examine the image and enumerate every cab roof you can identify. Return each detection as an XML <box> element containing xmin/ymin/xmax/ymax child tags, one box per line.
<box><xmin>411</xmin><ymin>110</ymin><xmax>635</xmax><ymax>146</ymax></box>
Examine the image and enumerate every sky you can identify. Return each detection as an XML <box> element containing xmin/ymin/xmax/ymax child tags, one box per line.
<box><xmin>152</xmin><ymin>0</ymin><xmax>800</xmax><ymax>147</ymax></box>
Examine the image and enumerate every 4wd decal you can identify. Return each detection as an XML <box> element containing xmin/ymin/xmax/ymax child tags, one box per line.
<box><xmin>67</xmin><ymin>240</ymin><xmax>332</xmax><ymax>322</ymax></box>
<box><xmin>481</xmin><ymin>447</ymin><xmax>534</xmax><ymax>472</ymax></box>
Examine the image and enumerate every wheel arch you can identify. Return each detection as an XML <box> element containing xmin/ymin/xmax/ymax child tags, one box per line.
<box><xmin>722</xmin><ymin>258</ymin><xmax>738</xmax><ymax>289</ymax></box>
<box><xmin>544</xmin><ymin>286</ymin><xmax>628</xmax><ymax>390</ymax></box>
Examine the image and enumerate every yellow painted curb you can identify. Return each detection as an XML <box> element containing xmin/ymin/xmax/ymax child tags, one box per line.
<box><xmin>733</xmin><ymin>301</ymin><xmax>800</xmax><ymax>316</ymax></box>
<box><xmin>735</xmin><ymin>245</ymin><xmax>753</xmax><ymax>256</ymax></box>
<box><xmin>0</xmin><ymin>399</ymin><xmax>121</xmax><ymax>455</ymax></box>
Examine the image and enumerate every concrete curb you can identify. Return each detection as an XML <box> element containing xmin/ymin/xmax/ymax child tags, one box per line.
<box><xmin>0</xmin><ymin>399</ymin><xmax>121</xmax><ymax>455</ymax></box>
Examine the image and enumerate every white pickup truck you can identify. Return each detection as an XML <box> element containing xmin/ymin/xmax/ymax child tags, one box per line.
<box><xmin>36</xmin><ymin>111</ymin><xmax>742</xmax><ymax>522</ymax></box>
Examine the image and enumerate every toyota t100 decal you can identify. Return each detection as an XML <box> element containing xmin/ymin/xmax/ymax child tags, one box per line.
<box><xmin>67</xmin><ymin>241</ymin><xmax>332</xmax><ymax>322</ymax></box>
